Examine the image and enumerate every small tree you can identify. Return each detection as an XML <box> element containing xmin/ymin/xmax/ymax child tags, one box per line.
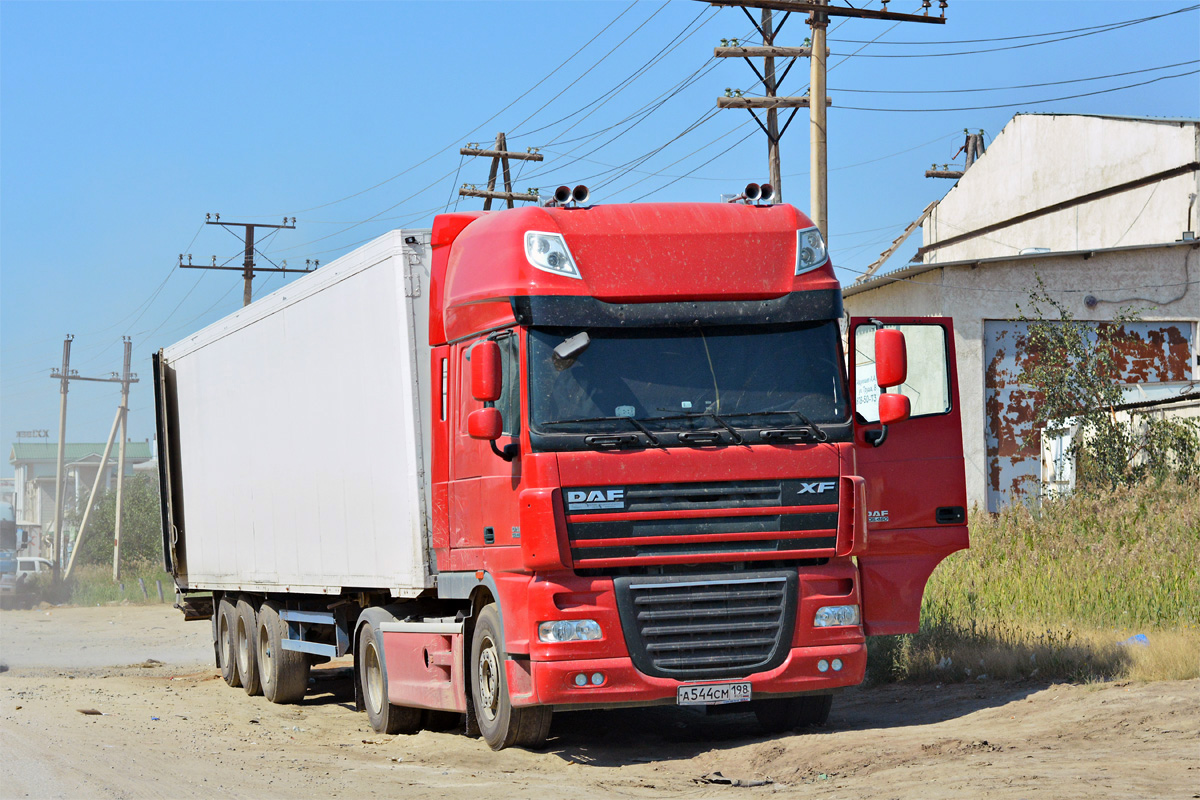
<box><xmin>66</xmin><ymin>473</ymin><xmax>164</xmax><ymax>569</ymax></box>
<box><xmin>1018</xmin><ymin>275</ymin><xmax>1199</xmax><ymax>490</ymax></box>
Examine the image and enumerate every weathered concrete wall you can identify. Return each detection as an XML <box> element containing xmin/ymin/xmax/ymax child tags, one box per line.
<box><xmin>843</xmin><ymin>243</ymin><xmax>1200</xmax><ymax>510</ymax></box>
<box><xmin>921</xmin><ymin>115</ymin><xmax>1200</xmax><ymax>264</ymax></box>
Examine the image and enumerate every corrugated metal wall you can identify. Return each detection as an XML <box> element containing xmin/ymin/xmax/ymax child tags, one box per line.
<box><xmin>983</xmin><ymin>319</ymin><xmax>1193</xmax><ymax>511</ymax></box>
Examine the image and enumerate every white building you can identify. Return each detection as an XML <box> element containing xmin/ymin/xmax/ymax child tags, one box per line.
<box><xmin>844</xmin><ymin>114</ymin><xmax>1199</xmax><ymax>511</ymax></box>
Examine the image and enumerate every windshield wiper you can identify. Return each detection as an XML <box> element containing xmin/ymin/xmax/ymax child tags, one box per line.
<box><xmin>542</xmin><ymin>415</ymin><xmax>663</xmax><ymax>447</ymax></box>
<box><xmin>652</xmin><ymin>411</ymin><xmax>746</xmax><ymax>445</ymax></box>
<box><xmin>755</xmin><ymin>410</ymin><xmax>829</xmax><ymax>443</ymax></box>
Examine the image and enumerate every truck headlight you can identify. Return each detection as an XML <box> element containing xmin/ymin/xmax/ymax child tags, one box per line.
<box><xmin>525</xmin><ymin>231</ymin><xmax>581</xmax><ymax>278</ymax></box>
<box><xmin>538</xmin><ymin>619</ymin><xmax>602</xmax><ymax>643</ymax></box>
<box><xmin>795</xmin><ymin>226</ymin><xmax>828</xmax><ymax>275</ymax></box>
<box><xmin>813</xmin><ymin>604</ymin><xmax>860</xmax><ymax>627</ymax></box>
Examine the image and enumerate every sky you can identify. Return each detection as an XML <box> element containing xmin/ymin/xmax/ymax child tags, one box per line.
<box><xmin>2</xmin><ymin>0</ymin><xmax>1198</xmax><ymax>475</ymax></box>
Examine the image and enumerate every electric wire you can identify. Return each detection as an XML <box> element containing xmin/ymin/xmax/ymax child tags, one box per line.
<box><xmin>828</xmin><ymin>59</ymin><xmax>1200</xmax><ymax>94</ymax></box>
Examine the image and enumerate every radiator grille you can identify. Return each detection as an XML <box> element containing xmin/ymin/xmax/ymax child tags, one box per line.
<box><xmin>614</xmin><ymin>571</ymin><xmax>798</xmax><ymax>680</ymax></box>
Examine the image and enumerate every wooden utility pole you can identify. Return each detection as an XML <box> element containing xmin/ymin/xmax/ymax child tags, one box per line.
<box><xmin>49</xmin><ymin>338</ymin><xmax>140</xmax><ymax>583</ymax></box>
<box><xmin>458</xmin><ymin>133</ymin><xmax>544</xmax><ymax>209</ymax></box>
<box><xmin>112</xmin><ymin>337</ymin><xmax>134</xmax><ymax>580</ymax></box>
<box><xmin>182</xmin><ymin>216</ymin><xmax>308</xmax><ymax>307</ymax></box>
<box><xmin>706</xmin><ymin>0</ymin><xmax>947</xmax><ymax>235</ymax></box>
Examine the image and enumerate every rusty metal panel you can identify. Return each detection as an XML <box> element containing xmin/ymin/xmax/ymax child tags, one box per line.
<box><xmin>983</xmin><ymin>319</ymin><xmax>1193</xmax><ymax>511</ymax></box>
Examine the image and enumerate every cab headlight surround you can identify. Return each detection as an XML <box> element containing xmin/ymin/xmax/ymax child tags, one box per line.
<box><xmin>795</xmin><ymin>226</ymin><xmax>829</xmax><ymax>275</ymax></box>
<box><xmin>538</xmin><ymin>619</ymin><xmax>602</xmax><ymax>643</ymax></box>
<box><xmin>525</xmin><ymin>231</ymin><xmax>581</xmax><ymax>278</ymax></box>
<box><xmin>813</xmin><ymin>604</ymin><xmax>861</xmax><ymax>627</ymax></box>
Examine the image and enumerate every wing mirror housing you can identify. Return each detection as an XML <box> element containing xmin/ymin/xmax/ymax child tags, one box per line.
<box><xmin>471</xmin><ymin>340</ymin><xmax>502</xmax><ymax>402</ymax></box>
<box><xmin>874</xmin><ymin>328</ymin><xmax>907</xmax><ymax>388</ymax></box>
<box><xmin>878</xmin><ymin>393</ymin><xmax>911</xmax><ymax>426</ymax></box>
<box><xmin>468</xmin><ymin>407</ymin><xmax>503</xmax><ymax>440</ymax></box>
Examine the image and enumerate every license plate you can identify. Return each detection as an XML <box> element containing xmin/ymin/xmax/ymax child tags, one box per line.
<box><xmin>676</xmin><ymin>682</ymin><xmax>751</xmax><ymax>706</ymax></box>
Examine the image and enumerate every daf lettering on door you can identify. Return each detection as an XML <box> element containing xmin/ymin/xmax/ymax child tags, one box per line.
<box><xmin>798</xmin><ymin>481</ymin><xmax>836</xmax><ymax>494</ymax></box>
<box><xmin>566</xmin><ymin>488</ymin><xmax>626</xmax><ymax>511</ymax></box>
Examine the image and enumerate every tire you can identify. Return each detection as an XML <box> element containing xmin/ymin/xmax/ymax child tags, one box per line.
<box><xmin>236</xmin><ymin>596</ymin><xmax>262</xmax><ymax>696</ymax></box>
<box><xmin>217</xmin><ymin>596</ymin><xmax>241</xmax><ymax>688</ymax></box>
<box><xmin>358</xmin><ymin>620</ymin><xmax>423</xmax><ymax>735</ymax></box>
<box><xmin>470</xmin><ymin>604</ymin><xmax>552</xmax><ymax>750</ymax></box>
<box><xmin>753</xmin><ymin>693</ymin><xmax>833</xmax><ymax>734</ymax></box>
<box><xmin>256</xmin><ymin>601</ymin><xmax>310</xmax><ymax>704</ymax></box>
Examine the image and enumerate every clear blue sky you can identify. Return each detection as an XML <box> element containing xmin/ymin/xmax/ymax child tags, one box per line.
<box><xmin>2</xmin><ymin>0</ymin><xmax>1198</xmax><ymax>474</ymax></box>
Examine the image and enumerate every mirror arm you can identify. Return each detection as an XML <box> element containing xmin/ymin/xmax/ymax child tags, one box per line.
<box><xmin>490</xmin><ymin>441</ymin><xmax>518</xmax><ymax>462</ymax></box>
<box><xmin>864</xmin><ymin>426</ymin><xmax>889</xmax><ymax>448</ymax></box>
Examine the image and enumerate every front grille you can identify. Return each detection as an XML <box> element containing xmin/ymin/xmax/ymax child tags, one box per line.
<box><xmin>614</xmin><ymin>570</ymin><xmax>798</xmax><ymax>680</ymax></box>
<box><xmin>565</xmin><ymin>479</ymin><xmax>838</xmax><ymax>516</ymax></box>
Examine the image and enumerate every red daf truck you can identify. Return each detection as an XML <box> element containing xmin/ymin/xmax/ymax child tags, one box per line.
<box><xmin>155</xmin><ymin>190</ymin><xmax>967</xmax><ymax>750</ymax></box>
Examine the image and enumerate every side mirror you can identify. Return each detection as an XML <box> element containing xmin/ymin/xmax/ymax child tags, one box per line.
<box><xmin>471</xmin><ymin>340</ymin><xmax>502</xmax><ymax>402</ymax></box>
<box><xmin>468</xmin><ymin>407</ymin><xmax>503</xmax><ymax>441</ymax></box>
<box><xmin>878</xmin><ymin>393</ymin><xmax>910</xmax><ymax>426</ymax></box>
<box><xmin>875</xmin><ymin>328</ymin><xmax>907</xmax><ymax>389</ymax></box>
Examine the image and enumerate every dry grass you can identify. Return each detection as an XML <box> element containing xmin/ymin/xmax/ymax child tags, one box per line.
<box><xmin>867</xmin><ymin>479</ymin><xmax>1200</xmax><ymax>685</ymax></box>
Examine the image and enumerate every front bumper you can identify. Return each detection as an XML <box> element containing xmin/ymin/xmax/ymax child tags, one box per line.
<box><xmin>518</xmin><ymin>641</ymin><xmax>865</xmax><ymax>708</ymax></box>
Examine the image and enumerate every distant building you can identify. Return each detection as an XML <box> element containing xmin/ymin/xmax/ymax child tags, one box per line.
<box><xmin>844</xmin><ymin>113</ymin><xmax>1199</xmax><ymax>511</ymax></box>
<box><xmin>8</xmin><ymin>441</ymin><xmax>154</xmax><ymax>554</ymax></box>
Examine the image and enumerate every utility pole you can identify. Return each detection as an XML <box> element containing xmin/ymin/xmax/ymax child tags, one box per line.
<box><xmin>50</xmin><ymin>339</ymin><xmax>140</xmax><ymax>584</ymax></box>
<box><xmin>458</xmin><ymin>133</ymin><xmax>544</xmax><ymax>209</ymax></box>
<box><xmin>706</xmin><ymin>0</ymin><xmax>947</xmax><ymax>236</ymax></box>
<box><xmin>51</xmin><ymin>335</ymin><xmax>73</xmax><ymax>584</ymax></box>
<box><xmin>181</xmin><ymin>215</ymin><xmax>308</xmax><ymax>307</ymax></box>
<box><xmin>926</xmin><ymin>129</ymin><xmax>985</xmax><ymax>179</ymax></box>
<box><xmin>112</xmin><ymin>337</ymin><xmax>134</xmax><ymax>580</ymax></box>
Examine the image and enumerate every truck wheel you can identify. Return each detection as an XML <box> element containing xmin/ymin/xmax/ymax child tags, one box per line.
<box><xmin>256</xmin><ymin>600</ymin><xmax>310</xmax><ymax>704</ymax></box>
<box><xmin>753</xmin><ymin>693</ymin><xmax>833</xmax><ymax>733</ymax></box>
<box><xmin>470</xmin><ymin>604</ymin><xmax>552</xmax><ymax>750</ymax></box>
<box><xmin>236</xmin><ymin>596</ymin><xmax>262</xmax><ymax>696</ymax></box>
<box><xmin>358</xmin><ymin>621</ymin><xmax>422</xmax><ymax>735</ymax></box>
<box><xmin>217</xmin><ymin>596</ymin><xmax>241</xmax><ymax>688</ymax></box>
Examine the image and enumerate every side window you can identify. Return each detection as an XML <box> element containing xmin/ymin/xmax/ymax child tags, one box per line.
<box><xmin>497</xmin><ymin>333</ymin><xmax>521</xmax><ymax>436</ymax></box>
<box><xmin>854</xmin><ymin>323</ymin><xmax>951</xmax><ymax>422</ymax></box>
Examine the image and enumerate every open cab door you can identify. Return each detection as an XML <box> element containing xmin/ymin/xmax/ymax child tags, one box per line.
<box><xmin>849</xmin><ymin>317</ymin><xmax>968</xmax><ymax>635</ymax></box>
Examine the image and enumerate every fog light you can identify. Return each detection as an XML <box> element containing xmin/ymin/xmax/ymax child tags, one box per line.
<box><xmin>574</xmin><ymin>673</ymin><xmax>588</xmax><ymax>687</ymax></box>
<box><xmin>591</xmin><ymin>672</ymin><xmax>604</xmax><ymax>686</ymax></box>
<box><xmin>832</xmin><ymin>658</ymin><xmax>843</xmax><ymax>672</ymax></box>
<box><xmin>814</xmin><ymin>605</ymin><xmax>861</xmax><ymax>627</ymax></box>
<box><xmin>817</xmin><ymin>659</ymin><xmax>829</xmax><ymax>673</ymax></box>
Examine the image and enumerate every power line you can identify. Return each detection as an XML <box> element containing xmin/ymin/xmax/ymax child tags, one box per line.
<box><xmin>828</xmin><ymin>59</ymin><xmax>1200</xmax><ymax>94</ymax></box>
<box><xmin>833</xmin><ymin>69</ymin><xmax>1200</xmax><ymax>112</ymax></box>
<box><xmin>829</xmin><ymin>5</ymin><xmax>1199</xmax><ymax>45</ymax></box>
<box><xmin>829</xmin><ymin>5</ymin><xmax>1199</xmax><ymax>58</ymax></box>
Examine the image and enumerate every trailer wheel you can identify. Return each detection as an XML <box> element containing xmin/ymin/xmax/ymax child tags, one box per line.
<box><xmin>752</xmin><ymin>693</ymin><xmax>833</xmax><ymax>734</ymax></box>
<box><xmin>257</xmin><ymin>600</ymin><xmax>309</xmax><ymax>704</ymax></box>
<box><xmin>470</xmin><ymin>604</ymin><xmax>551</xmax><ymax>750</ymax></box>
<box><xmin>236</xmin><ymin>596</ymin><xmax>262</xmax><ymax>696</ymax></box>
<box><xmin>358</xmin><ymin>620</ymin><xmax>423</xmax><ymax>735</ymax></box>
<box><xmin>217</xmin><ymin>596</ymin><xmax>241</xmax><ymax>688</ymax></box>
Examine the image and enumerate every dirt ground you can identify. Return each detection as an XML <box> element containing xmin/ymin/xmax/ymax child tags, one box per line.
<box><xmin>1</xmin><ymin>605</ymin><xmax>1197</xmax><ymax>800</ymax></box>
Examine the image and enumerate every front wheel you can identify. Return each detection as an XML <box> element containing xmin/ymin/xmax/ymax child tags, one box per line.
<box><xmin>470</xmin><ymin>604</ymin><xmax>551</xmax><ymax>750</ymax></box>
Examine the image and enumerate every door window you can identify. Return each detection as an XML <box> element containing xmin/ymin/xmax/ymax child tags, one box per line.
<box><xmin>854</xmin><ymin>323</ymin><xmax>951</xmax><ymax>423</ymax></box>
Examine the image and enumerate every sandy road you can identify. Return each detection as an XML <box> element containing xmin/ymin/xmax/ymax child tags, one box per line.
<box><xmin>1</xmin><ymin>605</ymin><xmax>1197</xmax><ymax>799</ymax></box>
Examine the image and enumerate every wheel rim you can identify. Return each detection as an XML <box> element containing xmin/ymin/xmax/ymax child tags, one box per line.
<box><xmin>219</xmin><ymin>614</ymin><xmax>232</xmax><ymax>668</ymax></box>
<box><xmin>237</xmin><ymin>615</ymin><xmax>251</xmax><ymax>674</ymax></box>
<box><xmin>258</xmin><ymin>623</ymin><xmax>274</xmax><ymax>690</ymax></box>
<box><xmin>364</xmin><ymin>638</ymin><xmax>385</xmax><ymax>716</ymax></box>
<box><xmin>477</xmin><ymin>635</ymin><xmax>500</xmax><ymax>722</ymax></box>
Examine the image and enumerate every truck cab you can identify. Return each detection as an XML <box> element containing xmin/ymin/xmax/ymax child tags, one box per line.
<box><xmin>425</xmin><ymin>199</ymin><xmax>968</xmax><ymax>746</ymax></box>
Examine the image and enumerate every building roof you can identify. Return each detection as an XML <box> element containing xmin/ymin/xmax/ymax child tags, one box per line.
<box><xmin>10</xmin><ymin>442</ymin><xmax>154</xmax><ymax>464</ymax></box>
<box><xmin>842</xmin><ymin>239</ymin><xmax>1197</xmax><ymax>298</ymax></box>
<box><xmin>1016</xmin><ymin>112</ymin><xmax>1199</xmax><ymax>125</ymax></box>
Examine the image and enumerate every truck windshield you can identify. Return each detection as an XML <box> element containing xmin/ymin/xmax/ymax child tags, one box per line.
<box><xmin>528</xmin><ymin>322</ymin><xmax>848</xmax><ymax>439</ymax></box>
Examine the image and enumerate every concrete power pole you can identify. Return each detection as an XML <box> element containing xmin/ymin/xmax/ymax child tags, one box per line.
<box><xmin>51</xmin><ymin>335</ymin><xmax>73</xmax><ymax>584</ymax></box>
<box><xmin>113</xmin><ymin>337</ymin><xmax>134</xmax><ymax>580</ymax></box>
<box><xmin>809</xmin><ymin>0</ymin><xmax>829</xmax><ymax>236</ymax></box>
<box><xmin>180</xmin><ymin>215</ymin><xmax>309</xmax><ymax>308</ymax></box>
